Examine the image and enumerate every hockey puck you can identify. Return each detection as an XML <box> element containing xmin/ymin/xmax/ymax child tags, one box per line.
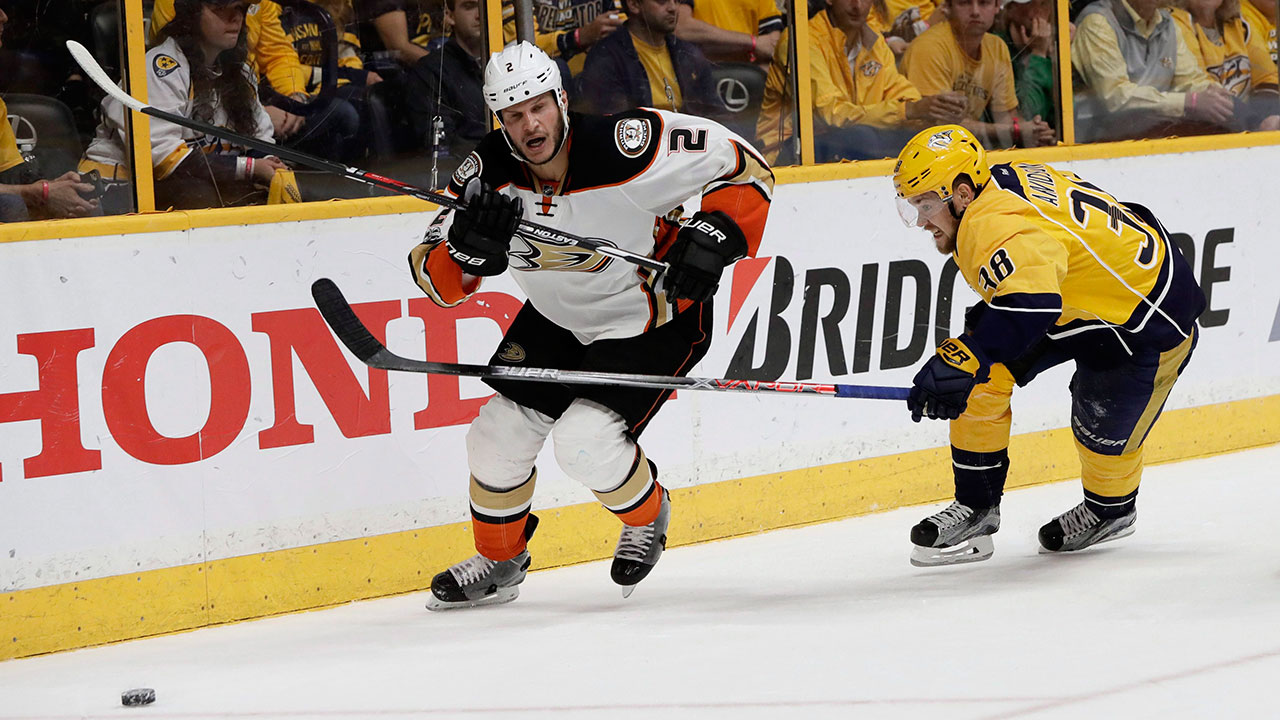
<box><xmin>121</xmin><ymin>688</ymin><xmax>156</xmax><ymax>707</ymax></box>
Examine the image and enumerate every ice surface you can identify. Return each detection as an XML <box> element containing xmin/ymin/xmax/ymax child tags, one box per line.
<box><xmin>3</xmin><ymin>444</ymin><xmax>1279</xmax><ymax>719</ymax></box>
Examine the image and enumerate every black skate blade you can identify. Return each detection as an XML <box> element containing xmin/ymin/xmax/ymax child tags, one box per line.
<box><xmin>910</xmin><ymin>535</ymin><xmax>994</xmax><ymax>567</ymax></box>
<box><xmin>425</xmin><ymin>586</ymin><xmax>519</xmax><ymax>611</ymax></box>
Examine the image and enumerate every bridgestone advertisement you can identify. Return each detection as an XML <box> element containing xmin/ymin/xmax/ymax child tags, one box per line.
<box><xmin>2</xmin><ymin>147</ymin><xmax>1277</xmax><ymax>595</ymax></box>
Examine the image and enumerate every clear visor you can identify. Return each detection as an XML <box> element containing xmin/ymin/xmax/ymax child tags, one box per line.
<box><xmin>895</xmin><ymin>191</ymin><xmax>950</xmax><ymax>228</ymax></box>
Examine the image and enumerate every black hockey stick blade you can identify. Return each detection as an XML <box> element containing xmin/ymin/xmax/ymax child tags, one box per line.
<box><xmin>311</xmin><ymin>278</ymin><xmax>389</xmax><ymax>363</ymax></box>
<box><xmin>312</xmin><ymin>279</ymin><xmax>910</xmax><ymax>401</ymax></box>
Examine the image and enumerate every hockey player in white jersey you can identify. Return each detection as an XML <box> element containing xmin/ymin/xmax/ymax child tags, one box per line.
<box><xmin>410</xmin><ymin>41</ymin><xmax>773</xmax><ymax>609</ymax></box>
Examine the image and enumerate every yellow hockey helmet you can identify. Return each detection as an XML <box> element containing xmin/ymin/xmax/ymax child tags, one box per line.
<box><xmin>893</xmin><ymin>125</ymin><xmax>990</xmax><ymax>200</ymax></box>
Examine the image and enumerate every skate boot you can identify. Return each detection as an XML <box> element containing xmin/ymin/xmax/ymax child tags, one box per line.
<box><xmin>910</xmin><ymin>501</ymin><xmax>1000</xmax><ymax>567</ymax></box>
<box><xmin>611</xmin><ymin>489</ymin><xmax>670</xmax><ymax>598</ymax></box>
<box><xmin>1038</xmin><ymin>502</ymin><xmax>1135</xmax><ymax>553</ymax></box>
<box><xmin>427</xmin><ymin>515</ymin><xmax>539</xmax><ymax>611</ymax></box>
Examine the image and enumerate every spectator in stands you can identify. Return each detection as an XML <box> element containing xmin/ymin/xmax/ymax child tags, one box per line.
<box><xmin>1172</xmin><ymin>0</ymin><xmax>1280</xmax><ymax>129</ymax></box>
<box><xmin>83</xmin><ymin>0</ymin><xmax>297</xmax><ymax>210</ymax></box>
<box><xmin>901</xmin><ymin>0</ymin><xmax>1056</xmax><ymax>147</ymax></box>
<box><xmin>405</xmin><ymin>0</ymin><xmax>487</xmax><ymax>175</ymax></box>
<box><xmin>502</xmin><ymin>0</ymin><xmax>627</xmax><ymax>77</ymax></box>
<box><xmin>1000</xmin><ymin>0</ymin><xmax>1057</xmax><ymax>128</ymax></box>
<box><xmin>673</xmin><ymin>0</ymin><xmax>784</xmax><ymax>65</ymax></box>
<box><xmin>1072</xmin><ymin>0</ymin><xmax>1233</xmax><ymax>140</ymax></box>
<box><xmin>576</xmin><ymin>0</ymin><xmax>723</xmax><ymax>115</ymax></box>
<box><xmin>757</xmin><ymin>0</ymin><xmax>970</xmax><ymax>162</ymax></box>
<box><xmin>1241</xmin><ymin>0</ymin><xmax>1276</xmax><ymax>65</ymax></box>
<box><xmin>0</xmin><ymin>6</ymin><xmax>98</xmax><ymax>221</ymax></box>
<box><xmin>359</xmin><ymin>0</ymin><xmax>447</xmax><ymax>69</ymax></box>
<box><xmin>281</xmin><ymin>0</ymin><xmax>381</xmax><ymax>89</ymax></box>
<box><xmin>280</xmin><ymin>0</ymin><xmax>388</xmax><ymax>160</ymax></box>
<box><xmin>152</xmin><ymin>0</ymin><xmax>310</xmax><ymax>142</ymax></box>
<box><xmin>869</xmin><ymin>0</ymin><xmax>949</xmax><ymax>57</ymax></box>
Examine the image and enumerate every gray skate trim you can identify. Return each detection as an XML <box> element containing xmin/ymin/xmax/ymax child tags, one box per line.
<box><xmin>911</xmin><ymin>535</ymin><xmax>995</xmax><ymax>567</ymax></box>
<box><xmin>1040</xmin><ymin>516</ymin><xmax>1137</xmax><ymax>554</ymax></box>
<box><xmin>922</xmin><ymin>504</ymin><xmax>1001</xmax><ymax>548</ymax></box>
<box><xmin>426</xmin><ymin>586</ymin><xmax>520</xmax><ymax>611</ymax></box>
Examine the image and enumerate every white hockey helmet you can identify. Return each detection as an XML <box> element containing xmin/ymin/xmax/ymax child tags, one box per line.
<box><xmin>484</xmin><ymin>41</ymin><xmax>570</xmax><ymax>163</ymax></box>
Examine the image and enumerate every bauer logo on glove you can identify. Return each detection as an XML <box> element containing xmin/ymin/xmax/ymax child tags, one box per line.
<box><xmin>446</xmin><ymin>177</ymin><xmax>524</xmax><ymax>277</ymax></box>
<box><xmin>661</xmin><ymin>210</ymin><xmax>748</xmax><ymax>303</ymax></box>
<box><xmin>938</xmin><ymin>338</ymin><xmax>983</xmax><ymax>375</ymax></box>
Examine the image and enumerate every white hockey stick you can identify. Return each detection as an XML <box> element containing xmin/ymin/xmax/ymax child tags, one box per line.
<box><xmin>65</xmin><ymin>40</ymin><xmax>668</xmax><ymax>273</ymax></box>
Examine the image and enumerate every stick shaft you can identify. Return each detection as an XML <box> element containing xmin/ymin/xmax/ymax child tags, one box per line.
<box><xmin>64</xmin><ymin>40</ymin><xmax>666</xmax><ymax>273</ymax></box>
<box><xmin>311</xmin><ymin>278</ymin><xmax>910</xmax><ymax>401</ymax></box>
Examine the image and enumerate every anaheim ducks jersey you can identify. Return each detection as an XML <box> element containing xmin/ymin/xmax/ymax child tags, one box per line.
<box><xmin>412</xmin><ymin>108</ymin><xmax>774</xmax><ymax>344</ymax></box>
<box><xmin>83</xmin><ymin>37</ymin><xmax>276</xmax><ymax>179</ymax></box>
<box><xmin>957</xmin><ymin>162</ymin><xmax>1205</xmax><ymax>364</ymax></box>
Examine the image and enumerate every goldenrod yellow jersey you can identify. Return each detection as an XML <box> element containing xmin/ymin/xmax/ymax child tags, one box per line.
<box><xmin>956</xmin><ymin>162</ymin><xmax>1204</xmax><ymax>364</ymax></box>
<box><xmin>0</xmin><ymin>98</ymin><xmax>26</xmax><ymax>173</ymax></box>
<box><xmin>1172</xmin><ymin>9</ymin><xmax>1279</xmax><ymax>98</ymax></box>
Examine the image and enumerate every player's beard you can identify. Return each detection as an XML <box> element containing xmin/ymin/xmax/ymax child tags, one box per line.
<box><xmin>523</xmin><ymin>115</ymin><xmax>567</xmax><ymax>166</ymax></box>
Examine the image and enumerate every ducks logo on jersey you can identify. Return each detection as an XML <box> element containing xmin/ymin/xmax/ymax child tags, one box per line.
<box><xmin>615</xmin><ymin>118</ymin><xmax>651</xmax><ymax>157</ymax></box>
<box><xmin>451</xmin><ymin>152</ymin><xmax>483</xmax><ymax>187</ymax></box>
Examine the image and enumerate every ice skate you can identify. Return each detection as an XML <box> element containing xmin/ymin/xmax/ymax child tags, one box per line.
<box><xmin>909</xmin><ymin>501</ymin><xmax>1000</xmax><ymax>567</ymax></box>
<box><xmin>427</xmin><ymin>515</ymin><xmax>539</xmax><ymax>611</ymax></box>
<box><xmin>426</xmin><ymin>552</ymin><xmax>531</xmax><ymax>610</ymax></box>
<box><xmin>611</xmin><ymin>489</ymin><xmax>670</xmax><ymax>598</ymax></box>
<box><xmin>1038</xmin><ymin>502</ymin><xmax>1136</xmax><ymax>553</ymax></box>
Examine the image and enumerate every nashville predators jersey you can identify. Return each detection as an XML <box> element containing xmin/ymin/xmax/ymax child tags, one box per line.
<box><xmin>956</xmin><ymin>161</ymin><xmax>1204</xmax><ymax>364</ymax></box>
<box><xmin>1172</xmin><ymin>9</ymin><xmax>1279</xmax><ymax>98</ymax></box>
<box><xmin>82</xmin><ymin>37</ymin><xmax>276</xmax><ymax>180</ymax></box>
<box><xmin>411</xmin><ymin>108</ymin><xmax>774</xmax><ymax>344</ymax></box>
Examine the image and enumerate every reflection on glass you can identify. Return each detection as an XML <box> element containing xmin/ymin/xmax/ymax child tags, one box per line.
<box><xmin>1072</xmin><ymin>0</ymin><xmax>1233</xmax><ymax>141</ymax></box>
<box><xmin>674</xmin><ymin>0</ymin><xmax>779</xmax><ymax>146</ymax></box>
<box><xmin>902</xmin><ymin>0</ymin><xmax>1055</xmax><ymax>149</ymax></box>
<box><xmin>575</xmin><ymin>0</ymin><xmax>726</xmax><ymax>118</ymax></box>
<box><xmin>404</xmin><ymin>0</ymin><xmax>489</xmax><ymax>181</ymax></box>
<box><xmin>1</xmin><ymin>2</ymin><xmax>123</xmax><ymax>220</ymax></box>
<box><xmin>281</xmin><ymin>0</ymin><xmax>393</xmax><ymax>167</ymax></box>
<box><xmin>1170</xmin><ymin>0</ymin><xmax>1279</xmax><ymax>131</ymax></box>
<box><xmin>502</xmin><ymin>0</ymin><xmax>625</xmax><ymax>79</ymax></box>
<box><xmin>1000</xmin><ymin>0</ymin><xmax>1057</xmax><ymax>131</ymax></box>
<box><xmin>84</xmin><ymin>0</ymin><xmax>296</xmax><ymax>211</ymax></box>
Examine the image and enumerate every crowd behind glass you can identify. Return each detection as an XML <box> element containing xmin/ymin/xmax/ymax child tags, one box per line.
<box><xmin>0</xmin><ymin>0</ymin><xmax>1274</xmax><ymax>220</ymax></box>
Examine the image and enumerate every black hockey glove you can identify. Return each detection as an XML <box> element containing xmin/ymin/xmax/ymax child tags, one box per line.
<box><xmin>662</xmin><ymin>210</ymin><xmax>749</xmax><ymax>302</ymax></box>
<box><xmin>908</xmin><ymin>337</ymin><xmax>991</xmax><ymax>422</ymax></box>
<box><xmin>446</xmin><ymin>177</ymin><xmax>524</xmax><ymax>277</ymax></box>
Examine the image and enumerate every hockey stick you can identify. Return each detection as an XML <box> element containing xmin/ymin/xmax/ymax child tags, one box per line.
<box><xmin>312</xmin><ymin>278</ymin><xmax>911</xmax><ymax>401</ymax></box>
<box><xmin>65</xmin><ymin>40</ymin><xmax>667</xmax><ymax>273</ymax></box>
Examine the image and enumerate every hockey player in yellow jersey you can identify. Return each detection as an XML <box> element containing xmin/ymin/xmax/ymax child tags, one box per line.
<box><xmin>893</xmin><ymin>125</ymin><xmax>1205</xmax><ymax>565</ymax></box>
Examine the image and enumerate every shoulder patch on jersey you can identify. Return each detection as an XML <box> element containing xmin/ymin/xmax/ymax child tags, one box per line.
<box><xmin>451</xmin><ymin>151</ymin><xmax>483</xmax><ymax>187</ymax></box>
<box><xmin>153</xmin><ymin>53</ymin><xmax>180</xmax><ymax>78</ymax></box>
<box><xmin>614</xmin><ymin>117</ymin><xmax>652</xmax><ymax>157</ymax></box>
